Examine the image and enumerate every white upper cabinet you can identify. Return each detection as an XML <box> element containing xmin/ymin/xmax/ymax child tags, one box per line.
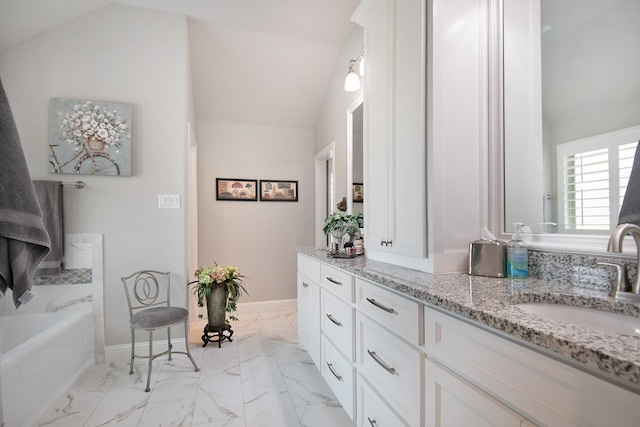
<box><xmin>352</xmin><ymin>0</ymin><xmax>427</xmax><ymax>260</ymax></box>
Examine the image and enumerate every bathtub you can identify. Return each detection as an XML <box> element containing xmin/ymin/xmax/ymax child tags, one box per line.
<box><xmin>0</xmin><ymin>310</ymin><xmax>94</xmax><ymax>427</ymax></box>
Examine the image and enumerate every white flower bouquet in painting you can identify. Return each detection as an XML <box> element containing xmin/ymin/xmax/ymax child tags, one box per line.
<box><xmin>60</xmin><ymin>100</ymin><xmax>129</xmax><ymax>152</ymax></box>
<box><xmin>49</xmin><ymin>98</ymin><xmax>133</xmax><ymax>176</ymax></box>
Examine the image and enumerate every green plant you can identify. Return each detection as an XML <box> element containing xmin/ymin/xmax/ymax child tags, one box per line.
<box><xmin>354</xmin><ymin>212</ymin><xmax>364</xmax><ymax>228</ymax></box>
<box><xmin>189</xmin><ymin>263</ymin><xmax>248</xmax><ymax>322</ymax></box>
<box><xmin>323</xmin><ymin>212</ymin><xmax>363</xmax><ymax>235</ymax></box>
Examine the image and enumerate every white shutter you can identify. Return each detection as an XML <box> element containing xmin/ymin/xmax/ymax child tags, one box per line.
<box><xmin>556</xmin><ymin>125</ymin><xmax>640</xmax><ymax>233</ymax></box>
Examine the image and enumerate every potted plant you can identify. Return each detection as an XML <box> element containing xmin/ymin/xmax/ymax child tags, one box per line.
<box><xmin>190</xmin><ymin>262</ymin><xmax>248</xmax><ymax>326</ymax></box>
<box><xmin>323</xmin><ymin>212</ymin><xmax>364</xmax><ymax>237</ymax></box>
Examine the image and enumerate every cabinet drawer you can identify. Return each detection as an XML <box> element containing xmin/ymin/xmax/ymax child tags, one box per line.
<box><xmin>425</xmin><ymin>357</ymin><xmax>526</xmax><ymax>427</ymax></box>
<box><xmin>321</xmin><ymin>335</ymin><xmax>355</xmax><ymax>420</ymax></box>
<box><xmin>357</xmin><ymin>313</ymin><xmax>423</xmax><ymax>427</ymax></box>
<box><xmin>321</xmin><ymin>290</ymin><xmax>355</xmax><ymax>360</ymax></box>
<box><xmin>425</xmin><ymin>305</ymin><xmax>640</xmax><ymax>426</ymax></box>
<box><xmin>357</xmin><ymin>374</ymin><xmax>409</xmax><ymax>427</ymax></box>
<box><xmin>356</xmin><ymin>278</ymin><xmax>422</xmax><ymax>346</ymax></box>
<box><xmin>297</xmin><ymin>254</ymin><xmax>321</xmax><ymax>283</ymax></box>
<box><xmin>321</xmin><ymin>264</ymin><xmax>354</xmax><ymax>302</ymax></box>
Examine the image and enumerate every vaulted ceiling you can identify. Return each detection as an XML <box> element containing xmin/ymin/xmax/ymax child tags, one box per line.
<box><xmin>0</xmin><ymin>0</ymin><xmax>361</xmax><ymax>128</ymax></box>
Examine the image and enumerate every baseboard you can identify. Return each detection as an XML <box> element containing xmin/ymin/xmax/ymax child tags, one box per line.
<box><xmin>106</xmin><ymin>299</ymin><xmax>297</xmax><ymax>362</ymax></box>
<box><xmin>236</xmin><ymin>298</ymin><xmax>297</xmax><ymax>314</ymax></box>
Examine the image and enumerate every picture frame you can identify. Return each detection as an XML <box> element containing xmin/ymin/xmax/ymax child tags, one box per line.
<box><xmin>352</xmin><ymin>183</ymin><xmax>363</xmax><ymax>203</ymax></box>
<box><xmin>48</xmin><ymin>98</ymin><xmax>133</xmax><ymax>176</ymax></box>
<box><xmin>259</xmin><ymin>180</ymin><xmax>298</xmax><ymax>202</ymax></box>
<box><xmin>216</xmin><ymin>178</ymin><xmax>258</xmax><ymax>201</ymax></box>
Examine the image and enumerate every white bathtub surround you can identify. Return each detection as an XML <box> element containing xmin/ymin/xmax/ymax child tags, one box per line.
<box><xmin>0</xmin><ymin>233</ymin><xmax>105</xmax><ymax>363</ymax></box>
<box><xmin>0</xmin><ymin>310</ymin><xmax>94</xmax><ymax>427</ymax></box>
<box><xmin>37</xmin><ymin>310</ymin><xmax>354</xmax><ymax>427</ymax></box>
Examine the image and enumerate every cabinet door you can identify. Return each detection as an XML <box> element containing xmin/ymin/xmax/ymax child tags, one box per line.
<box><xmin>357</xmin><ymin>374</ymin><xmax>409</xmax><ymax>427</ymax></box>
<box><xmin>321</xmin><ymin>335</ymin><xmax>356</xmax><ymax>420</ymax></box>
<box><xmin>363</xmin><ymin>0</ymin><xmax>392</xmax><ymax>252</ymax></box>
<box><xmin>321</xmin><ymin>290</ymin><xmax>355</xmax><ymax>360</ymax></box>
<box><xmin>425</xmin><ymin>358</ymin><xmax>526</xmax><ymax>427</ymax></box>
<box><xmin>359</xmin><ymin>0</ymin><xmax>427</xmax><ymax>258</ymax></box>
<box><xmin>391</xmin><ymin>0</ymin><xmax>427</xmax><ymax>257</ymax></box>
<box><xmin>297</xmin><ymin>272</ymin><xmax>320</xmax><ymax>367</ymax></box>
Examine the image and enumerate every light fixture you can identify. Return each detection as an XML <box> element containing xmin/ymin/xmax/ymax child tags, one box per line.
<box><xmin>344</xmin><ymin>47</ymin><xmax>365</xmax><ymax>92</ymax></box>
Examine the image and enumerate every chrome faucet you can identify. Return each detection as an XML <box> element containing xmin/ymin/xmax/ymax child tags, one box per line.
<box><xmin>602</xmin><ymin>223</ymin><xmax>640</xmax><ymax>302</ymax></box>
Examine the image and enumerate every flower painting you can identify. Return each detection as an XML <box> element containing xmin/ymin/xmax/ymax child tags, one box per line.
<box><xmin>49</xmin><ymin>98</ymin><xmax>133</xmax><ymax>176</ymax></box>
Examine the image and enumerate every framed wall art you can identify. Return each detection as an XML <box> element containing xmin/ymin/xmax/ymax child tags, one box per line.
<box><xmin>260</xmin><ymin>180</ymin><xmax>298</xmax><ymax>202</ymax></box>
<box><xmin>216</xmin><ymin>178</ymin><xmax>258</xmax><ymax>201</ymax></box>
<box><xmin>352</xmin><ymin>183</ymin><xmax>363</xmax><ymax>203</ymax></box>
<box><xmin>48</xmin><ymin>98</ymin><xmax>133</xmax><ymax>176</ymax></box>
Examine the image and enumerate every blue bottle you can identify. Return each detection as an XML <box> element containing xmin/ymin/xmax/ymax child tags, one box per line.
<box><xmin>507</xmin><ymin>223</ymin><xmax>528</xmax><ymax>278</ymax></box>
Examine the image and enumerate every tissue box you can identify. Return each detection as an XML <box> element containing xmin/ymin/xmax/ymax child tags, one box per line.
<box><xmin>469</xmin><ymin>240</ymin><xmax>507</xmax><ymax>278</ymax></box>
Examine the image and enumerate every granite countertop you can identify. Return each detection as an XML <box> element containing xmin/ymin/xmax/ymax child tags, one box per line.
<box><xmin>297</xmin><ymin>247</ymin><xmax>640</xmax><ymax>393</ymax></box>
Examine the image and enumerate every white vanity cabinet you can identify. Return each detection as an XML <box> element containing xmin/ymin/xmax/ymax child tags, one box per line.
<box><xmin>352</xmin><ymin>0</ymin><xmax>427</xmax><ymax>259</ymax></box>
<box><xmin>296</xmin><ymin>255</ymin><xmax>321</xmax><ymax>367</ymax></box>
<box><xmin>424</xmin><ymin>306</ymin><xmax>640</xmax><ymax>426</ymax></box>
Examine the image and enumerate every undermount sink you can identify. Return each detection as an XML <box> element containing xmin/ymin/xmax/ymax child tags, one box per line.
<box><xmin>515</xmin><ymin>303</ymin><xmax>640</xmax><ymax>337</ymax></box>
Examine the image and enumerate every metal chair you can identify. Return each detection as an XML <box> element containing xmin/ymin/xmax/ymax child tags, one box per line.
<box><xmin>121</xmin><ymin>270</ymin><xmax>199</xmax><ymax>392</ymax></box>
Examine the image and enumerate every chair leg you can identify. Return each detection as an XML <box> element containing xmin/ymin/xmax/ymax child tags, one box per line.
<box><xmin>129</xmin><ymin>328</ymin><xmax>135</xmax><ymax>375</ymax></box>
<box><xmin>184</xmin><ymin>321</ymin><xmax>200</xmax><ymax>372</ymax></box>
<box><xmin>167</xmin><ymin>326</ymin><xmax>173</xmax><ymax>361</ymax></box>
<box><xmin>145</xmin><ymin>329</ymin><xmax>153</xmax><ymax>392</ymax></box>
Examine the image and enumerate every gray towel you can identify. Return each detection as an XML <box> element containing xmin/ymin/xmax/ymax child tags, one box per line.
<box><xmin>0</xmin><ymin>77</ymin><xmax>51</xmax><ymax>307</ymax></box>
<box><xmin>33</xmin><ymin>181</ymin><xmax>63</xmax><ymax>276</ymax></box>
<box><xmin>619</xmin><ymin>141</ymin><xmax>640</xmax><ymax>226</ymax></box>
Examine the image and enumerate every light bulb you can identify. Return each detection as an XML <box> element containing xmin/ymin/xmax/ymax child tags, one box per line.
<box><xmin>359</xmin><ymin>57</ymin><xmax>365</xmax><ymax>75</ymax></box>
<box><xmin>344</xmin><ymin>71</ymin><xmax>360</xmax><ymax>92</ymax></box>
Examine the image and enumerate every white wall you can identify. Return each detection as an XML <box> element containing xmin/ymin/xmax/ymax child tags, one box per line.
<box><xmin>0</xmin><ymin>4</ymin><xmax>193</xmax><ymax>346</ymax></box>
<box><xmin>195</xmin><ymin>122</ymin><xmax>315</xmax><ymax>302</ymax></box>
<box><xmin>315</xmin><ymin>27</ymin><xmax>364</xmax><ymax>208</ymax></box>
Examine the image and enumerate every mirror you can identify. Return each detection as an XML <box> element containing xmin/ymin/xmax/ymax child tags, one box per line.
<box><xmin>503</xmin><ymin>0</ymin><xmax>640</xmax><ymax>236</ymax></box>
<box><xmin>347</xmin><ymin>97</ymin><xmax>364</xmax><ymax>215</ymax></box>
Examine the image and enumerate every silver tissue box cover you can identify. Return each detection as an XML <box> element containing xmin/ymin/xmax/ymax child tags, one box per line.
<box><xmin>469</xmin><ymin>239</ymin><xmax>507</xmax><ymax>278</ymax></box>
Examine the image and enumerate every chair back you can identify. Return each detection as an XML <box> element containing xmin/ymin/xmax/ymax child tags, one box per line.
<box><xmin>121</xmin><ymin>270</ymin><xmax>171</xmax><ymax>317</ymax></box>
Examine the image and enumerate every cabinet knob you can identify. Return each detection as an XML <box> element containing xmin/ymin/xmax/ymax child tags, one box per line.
<box><xmin>380</xmin><ymin>239</ymin><xmax>393</xmax><ymax>247</ymax></box>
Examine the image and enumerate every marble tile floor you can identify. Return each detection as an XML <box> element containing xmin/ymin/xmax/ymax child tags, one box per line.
<box><xmin>37</xmin><ymin>310</ymin><xmax>355</xmax><ymax>427</ymax></box>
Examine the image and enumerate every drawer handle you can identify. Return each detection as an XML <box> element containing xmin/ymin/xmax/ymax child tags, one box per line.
<box><xmin>326</xmin><ymin>314</ymin><xmax>343</xmax><ymax>327</ymax></box>
<box><xmin>302</xmin><ymin>282</ymin><xmax>309</xmax><ymax>288</ymax></box>
<box><xmin>326</xmin><ymin>277</ymin><xmax>343</xmax><ymax>286</ymax></box>
<box><xmin>368</xmin><ymin>418</ymin><xmax>378</xmax><ymax>427</ymax></box>
<box><xmin>367</xmin><ymin>350</ymin><xmax>396</xmax><ymax>375</ymax></box>
<box><xmin>327</xmin><ymin>363</ymin><xmax>343</xmax><ymax>381</ymax></box>
<box><xmin>366</xmin><ymin>298</ymin><xmax>396</xmax><ymax>314</ymax></box>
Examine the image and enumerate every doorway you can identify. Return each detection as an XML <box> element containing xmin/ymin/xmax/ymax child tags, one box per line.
<box><xmin>314</xmin><ymin>142</ymin><xmax>335</xmax><ymax>248</ymax></box>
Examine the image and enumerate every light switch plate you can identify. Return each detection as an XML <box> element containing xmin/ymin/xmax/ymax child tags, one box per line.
<box><xmin>158</xmin><ymin>194</ymin><xmax>180</xmax><ymax>209</ymax></box>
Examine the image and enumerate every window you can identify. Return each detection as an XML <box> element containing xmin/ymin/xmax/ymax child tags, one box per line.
<box><xmin>557</xmin><ymin>126</ymin><xmax>640</xmax><ymax>233</ymax></box>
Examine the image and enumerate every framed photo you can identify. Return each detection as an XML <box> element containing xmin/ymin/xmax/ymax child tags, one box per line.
<box><xmin>49</xmin><ymin>98</ymin><xmax>133</xmax><ymax>176</ymax></box>
<box><xmin>216</xmin><ymin>178</ymin><xmax>258</xmax><ymax>201</ymax></box>
<box><xmin>260</xmin><ymin>180</ymin><xmax>298</xmax><ymax>202</ymax></box>
<box><xmin>352</xmin><ymin>183</ymin><xmax>363</xmax><ymax>203</ymax></box>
